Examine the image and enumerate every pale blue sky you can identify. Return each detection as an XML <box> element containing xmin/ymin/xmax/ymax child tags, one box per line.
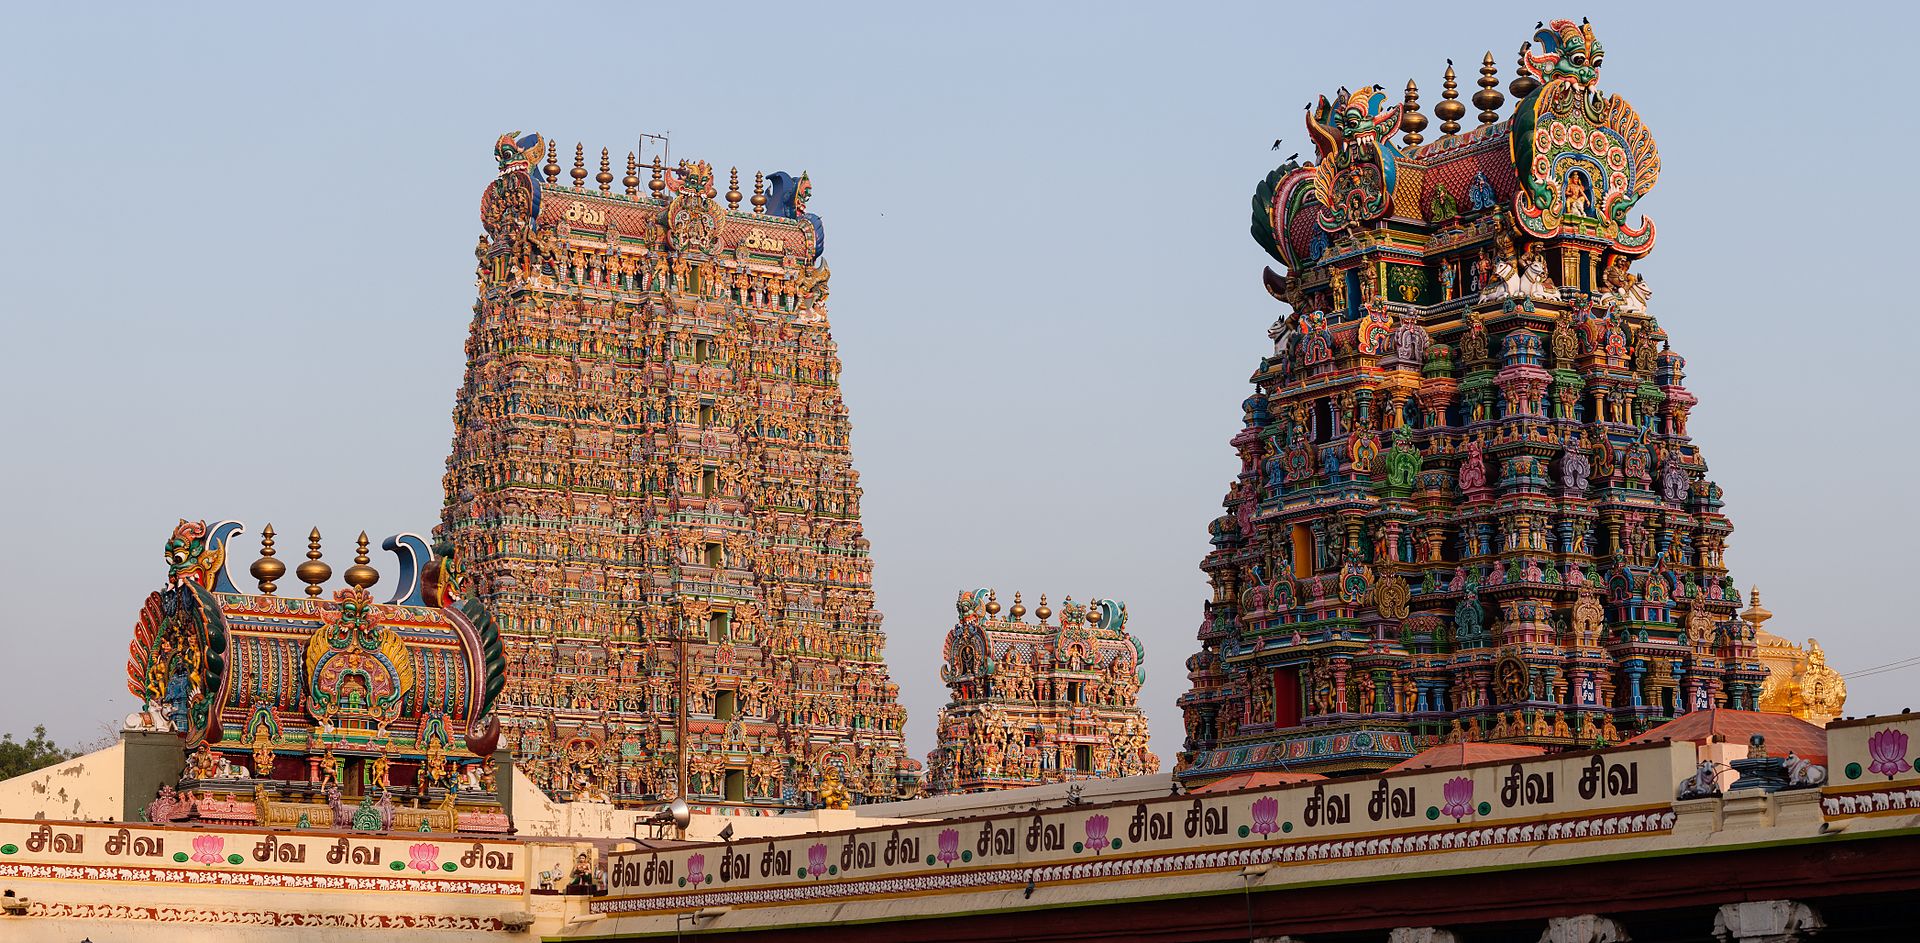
<box><xmin>1</xmin><ymin>3</ymin><xmax>1912</xmax><ymax>763</ymax></box>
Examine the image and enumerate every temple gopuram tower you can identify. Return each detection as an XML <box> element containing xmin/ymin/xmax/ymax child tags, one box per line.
<box><xmin>926</xmin><ymin>590</ymin><xmax>1156</xmax><ymax>794</ymax></box>
<box><xmin>442</xmin><ymin>135</ymin><xmax>914</xmax><ymax>809</ymax></box>
<box><xmin>1177</xmin><ymin>21</ymin><xmax>1787</xmax><ymax>781</ymax></box>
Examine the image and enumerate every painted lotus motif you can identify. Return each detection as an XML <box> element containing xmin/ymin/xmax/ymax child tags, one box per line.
<box><xmin>686</xmin><ymin>853</ymin><xmax>706</xmax><ymax>885</ymax></box>
<box><xmin>1869</xmin><ymin>729</ymin><xmax>1910</xmax><ymax>779</ymax></box>
<box><xmin>1084</xmin><ymin>813</ymin><xmax>1110</xmax><ymax>852</ymax></box>
<box><xmin>1250</xmin><ymin>796</ymin><xmax>1280</xmax><ymax>837</ymax></box>
<box><xmin>937</xmin><ymin>828</ymin><xmax>960</xmax><ymax>865</ymax></box>
<box><xmin>1441</xmin><ymin>776</ymin><xmax>1474</xmax><ymax>821</ymax></box>
<box><xmin>807</xmin><ymin>842</ymin><xmax>828</xmax><ymax>877</ymax></box>
<box><xmin>190</xmin><ymin>834</ymin><xmax>225</xmax><ymax>866</ymax></box>
<box><xmin>408</xmin><ymin>842</ymin><xmax>439</xmax><ymax>874</ymax></box>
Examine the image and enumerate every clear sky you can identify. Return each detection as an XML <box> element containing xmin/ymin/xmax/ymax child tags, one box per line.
<box><xmin>2</xmin><ymin>3</ymin><xmax>1913</xmax><ymax>764</ymax></box>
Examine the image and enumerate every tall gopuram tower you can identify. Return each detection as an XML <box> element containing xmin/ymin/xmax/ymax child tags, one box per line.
<box><xmin>442</xmin><ymin>134</ymin><xmax>915</xmax><ymax>810</ymax></box>
<box><xmin>925</xmin><ymin>590</ymin><xmax>1157</xmax><ymax>795</ymax></box>
<box><xmin>1177</xmin><ymin>20</ymin><xmax>1780</xmax><ymax>781</ymax></box>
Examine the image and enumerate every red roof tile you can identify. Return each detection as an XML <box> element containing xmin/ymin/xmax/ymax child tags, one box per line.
<box><xmin>1188</xmin><ymin>770</ymin><xmax>1327</xmax><ymax>794</ymax></box>
<box><xmin>1626</xmin><ymin>710</ymin><xmax>1827</xmax><ymax>765</ymax></box>
<box><xmin>1386</xmin><ymin>742</ymin><xmax>1547</xmax><ymax>772</ymax></box>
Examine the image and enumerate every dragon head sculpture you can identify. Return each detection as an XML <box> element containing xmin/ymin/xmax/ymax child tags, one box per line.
<box><xmin>1306</xmin><ymin>86</ymin><xmax>1404</xmax><ymax>232</ymax></box>
<box><xmin>164</xmin><ymin>519</ymin><xmax>224</xmax><ymax>589</ymax></box>
<box><xmin>1524</xmin><ymin>18</ymin><xmax>1604</xmax><ymax>90</ymax></box>
<box><xmin>493</xmin><ymin>131</ymin><xmax>545</xmax><ymax>173</ymax></box>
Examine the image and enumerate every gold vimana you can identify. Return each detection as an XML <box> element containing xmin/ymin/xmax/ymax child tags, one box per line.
<box><xmin>442</xmin><ymin>134</ymin><xmax>914</xmax><ymax>810</ymax></box>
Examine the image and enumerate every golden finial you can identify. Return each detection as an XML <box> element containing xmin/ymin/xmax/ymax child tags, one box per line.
<box><xmin>1399</xmin><ymin>79</ymin><xmax>1427</xmax><ymax>146</ymax></box>
<box><xmin>751</xmin><ymin>171</ymin><xmax>766</xmax><ymax>213</ymax></box>
<box><xmin>596</xmin><ymin>147</ymin><xmax>613</xmax><ymax>192</ymax></box>
<box><xmin>297</xmin><ymin>527</ymin><xmax>332</xmax><ymax>597</ymax></box>
<box><xmin>1009</xmin><ymin>591</ymin><xmax>1026</xmax><ymax>621</ymax></box>
<box><xmin>726</xmin><ymin>167</ymin><xmax>742</xmax><ymax>210</ymax></box>
<box><xmin>343</xmin><ymin>531</ymin><xmax>380</xmax><ymax>590</ymax></box>
<box><xmin>648</xmin><ymin>155</ymin><xmax>666</xmax><ymax>195</ymax></box>
<box><xmin>571</xmin><ymin>143</ymin><xmax>588</xmax><ymax>189</ymax></box>
<box><xmin>623</xmin><ymin>152</ymin><xmax>639</xmax><ymax>197</ymax></box>
<box><xmin>1473</xmin><ymin>52</ymin><xmax>1504</xmax><ymax>125</ymax></box>
<box><xmin>250</xmin><ymin>523</ymin><xmax>286</xmax><ymax>595</ymax></box>
<box><xmin>1742</xmin><ymin>587</ymin><xmax>1773</xmax><ymax>631</ymax></box>
<box><xmin>985</xmin><ymin>589</ymin><xmax>1001</xmax><ymax>617</ymax></box>
<box><xmin>543</xmin><ymin>139</ymin><xmax>561</xmax><ymax>185</ymax></box>
<box><xmin>1435</xmin><ymin>61</ymin><xmax>1465</xmax><ymax>136</ymax></box>
<box><xmin>1035</xmin><ymin>593</ymin><xmax>1051</xmax><ymax>624</ymax></box>
<box><xmin>1509</xmin><ymin>43</ymin><xmax>1540</xmax><ymax>101</ymax></box>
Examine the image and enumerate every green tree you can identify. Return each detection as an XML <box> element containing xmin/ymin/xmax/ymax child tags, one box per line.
<box><xmin>0</xmin><ymin>726</ymin><xmax>78</xmax><ymax>780</ymax></box>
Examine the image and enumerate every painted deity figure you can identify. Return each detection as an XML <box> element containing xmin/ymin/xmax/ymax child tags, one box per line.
<box><xmin>1600</xmin><ymin>255</ymin><xmax>1651</xmax><ymax>316</ymax></box>
<box><xmin>1564</xmin><ymin>171</ymin><xmax>1595</xmax><ymax>218</ymax></box>
<box><xmin>1517</xmin><ymin>241</ymin><xmax>1557</xmax><ymax>301</ymax></box>
<box><xmin>1467</xmin><ymin>171</ymin><xmax>1497</xmax><ymax>211</ymax></box>
<box><xmin>1458</xmin><ymin>437</ymin><xmax>1488</xmax><ymax>492</ymax></box>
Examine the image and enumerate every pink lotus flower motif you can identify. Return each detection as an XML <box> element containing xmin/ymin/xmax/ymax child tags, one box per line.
<box><xmin>1084</xmin><ymin>813</ymin><xmax>1110</xmax><ymax>852</ymax></box>
<box><xmin>1250</xmin><ymin>796</ymin><xmax>1280</xmax><ymax>837</ymax></box>
<box><xmin>686</xmin><ymin>853</ymin><xmax>706</xmax><ymax>886</ymax></box>
<box><xmin>190</xmin><ymin>834</ymin><xmax>225</xmax><ymax>866</ymax></box>
<box><xmin>1441</xmin><ymin>776</ymin><xmax>1474</xmax><ymax>822</ymax></box>
<box><xmin>807</xmin><ymin>842</ymin><xmax>828</xmax><ymax>877</ymax></box>
<box><xmin>937</xmin><ymin>828</ymin><xmax>961</xmax><ymax>866</ymax></box>
<box><xmin>1869</xmin><ymin>729</ymin><xmax>1911</xmax><ymax>779</ymax></box>
<box><xmin>408</xmin><ymin>843</ymin><xmax>439</xmax><ymax>874</ymax></box>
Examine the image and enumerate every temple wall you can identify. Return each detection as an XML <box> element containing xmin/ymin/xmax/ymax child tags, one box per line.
<box><xmin>0</xmin><ymin>742</ymin><xmax>126</xmax><ymax>822</ymax></box>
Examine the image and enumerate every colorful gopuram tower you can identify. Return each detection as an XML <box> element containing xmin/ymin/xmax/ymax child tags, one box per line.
<box><xmin>442</xmin><ymin>135</ymin><xmax>914</xmax><ymax>810</ymax></box>
<box><xmin>926</xmin><ymin>590</ymin><xmax>1156</xmax><ymax>794</ymax></box>
<box><xmin>1177</xmin><ymin>20</ymin><xmax>1785</xmax><ymax>781</ymax></box>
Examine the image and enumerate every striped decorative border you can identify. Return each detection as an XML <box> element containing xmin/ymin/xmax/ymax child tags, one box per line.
<box><xmin>23</xmin><ymin>900</ymin><xmax>508</xmax><ymax>930</ymax></box>
<box><xmin>593</xmin><ymin>809</ymin><xmax>1678</xmax><ymax>915</ymax></box>
<box><xmin>0</xmin><ymin>862</ymin><xmax>521</xmax><ymax>895</ymax></box>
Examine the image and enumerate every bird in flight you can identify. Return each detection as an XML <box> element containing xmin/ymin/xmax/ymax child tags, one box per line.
<box><xmin>1271</xmin><ymin>138</ymin><xmax>1284</xmax><ymax>151</ymax></box>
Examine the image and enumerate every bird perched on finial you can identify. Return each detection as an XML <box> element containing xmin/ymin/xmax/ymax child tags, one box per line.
<box><xmin>1373</xmin><ymin>83</ymin><xmax>1383</xmax><ymax>91</ymax></box>
<box><xmin>1536</xmin><ymin>20</ymin><xmax>1544</xmax><ymax>29</ymax></box>
<box><xmin>1287</xmin><ymin>153</ymin><xmax>1299</xmax><ymax>162</ymax></box>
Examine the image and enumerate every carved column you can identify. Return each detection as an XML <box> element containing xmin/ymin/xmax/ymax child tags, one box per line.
<box><xmin>1711</xmin><ymin>900</ymin><xmax>1824</xmax><ymax>942</ymax></box>
<box><xmin>1540</xmin><ymin>914</ymin><xmax>1630</xmax><ymax>943</ymax></box>
<box><xmin>1391</xmin><ymin>929</ymin><xmax>1461</xmax><ymax>943</ymax></box>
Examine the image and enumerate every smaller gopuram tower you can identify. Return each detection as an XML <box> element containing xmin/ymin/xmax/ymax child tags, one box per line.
<box><xmin>926</xmin><ymin>590</ymin><xmax>1156</xmax><ymax>795</ymax></box>
<box><xmin>1178</xmin><ymin>19</ymin><xmax>1782</xmax><ymax>781</ymax></box>
<box><xmin>124</xmin><ymin>520</ymin><xmax>511</xmax><ymax>833</ymax></box>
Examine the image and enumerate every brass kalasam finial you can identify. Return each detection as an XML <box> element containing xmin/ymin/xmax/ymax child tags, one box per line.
<box><xmin>571</xmin><ymin>143</ymin><xmax>588</xmax><ymax>189</ymax></box>
<box><xmin>1436</xmin><ymin>61</ymin><xmax>1465</xmax><ymax>136</ymax></box>
<box><xmin>1400</xmin><ymin>78</ymin><xmax>1428</xmax><ymax>146</ymax></box>
<box><xmin>343</xmin><ymin>531</ymin><xmax>380</xmax><ymax>590</ymax></box>
<box><xmin>250</xmin><ymin>523</ymin><xmax>286</xmax><ymax>595</ymax></box>
<box><xmin>1010</xmin><ymin>591</ymin><xmax>1026</xmax><ymax>622</ymax></box>
<box><xmin>726</xmin><ymin>167</ymin><xmax>742</xmax><ymax>210</ymax></box>
<box><xmin>543</xmin><ymin>137</ymin><xmax>562</xmax><ymax>185</ymax></box>
<box><xmin>597</xmin><ymin>147</ymin><xmax>613</xmax><ymax>193</ymax></box>
<box><xmin>1473</xmin><ymin>52</ymin><xmax>1505</xmax><ymax>125</ymax></box>
<box><xmin>1035</xmin><ymin>593</ymin><xmax>1052</xmax><ymax>624</ymax></box>
<box><xmin>1743</xmin><ymin>587</ymin><xmax>1773</xmax><ymax>630</ymax></box>
<box><xmin>624</xmin><ymin>152</ymin><xmax>640</xmax><ymax>197</ymax></box>
<box><xmin>751</xmin><ymin>171</ymin><xmax>767</xmax><ymax>213</ymax></box>
<box><xmin>297</xmin><ymin>527</ymin><xmax>331</xmax><ymax>597</ymax></box>
<box><xmin>1510</xmin><ymin>42</ymin><xmax>1540</xmax><ymax>100</ymax></box>
<box><xmin>985</xmin><ymin>589</ymin><xmax>1001</xmax><ymax>617</ymax></box>
<box><xmin>648</xmin><ymin>155</ymin><xmax>666</xmax><ymax>195</ymax></box>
